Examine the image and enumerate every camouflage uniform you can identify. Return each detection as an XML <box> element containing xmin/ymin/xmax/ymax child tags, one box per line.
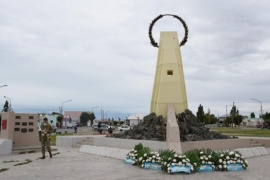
<box><xmin>39</xmin><ymin>122</ymin><xmax>53</xmax><ymax>159</ymax></box>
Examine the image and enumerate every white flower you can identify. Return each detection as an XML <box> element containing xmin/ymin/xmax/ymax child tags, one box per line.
<box><xmin>219</xmin><ymin>159</ymin><xmax>223</xmax><ymax>163</ymax></box>
<box><xmin>156</xmin><ymin>153</ymin><xmax>159</xmax><ymax>157</ymax></box>
<box><xmin>141</xmin><ymin>164</ymin><xmax>144</xmax><ymax>168</ymax></box>
<box><xmin>200</xmin><ymin>157</ymin><xmax>203</xmax><ymax>160</ymax></box>
<box><xmin>245</xmin><ymin>160</ymin><xmax>248</xmax><ymax>164</ymax></box>
<box><xmin>208</xmin><ymin>155</ymin><xmax>212</xmax><ymax>158</ymax></box>
<box><xmin>223</xmin><ymin>165</ymin><xmax>227</xmax><ymax>169</ymax></box>
<box><xmin>172</xmin><ymin>163</ymin><xmax>175</xmax><ymax>166</ymax></box>
<box><xmin>219</xmin><ymin>165</ymin><xmax>222</xmax><ymax>169</ymax></box>
<box><xmin>202</xmin><ymin>160</ymin><xmax>205</xmax><ymax>164</ymax></box>
<box><xmin>152</xmin><ymin>155</ymin><xmax>156</xmax><ymax>158</ymax></box>
<box><xmin>164</xmin><ymin>162</ymin><xmax>167</xmax><ymax>165</ymax></box>
<box><xmin>167</xmin><ymin>164</ymin><xmax>170</xmax><ymax>167</ymax></box>
<box><xmin>205</xmin><ymin>157</ymin><xmax>208</xmax><ymax>161</ymax></box>
<box><xmin>193</xmin><ymin>163</ymin><xmax>197</xmax><ymax>166</ymax></box>
<box><xmin>200</xmin><ymin>151</ymin><xmax>204</xmax><ymax>154</ymax></box>
<box><xmin>173</xmin><ymin>159</ymin><xmax>176</xmax><ymax>162</ymax></box>
<box><xmin>243</xmin><ymin>164</ymin><xmax>246</xmax><ymax>168</ymax></box>
<box><xmin>139</xmin><ymin>157</ymin><xmax>142</xmax><ymax>161</ymax></box>
<box><xmin>226</xmin><ymin>156</ymin><xmax>230</xmax><ymax>160</ymax></box>
<box><xmin>221</xmin><ymin>154</ymin><xmax>224</xmax><ymax>157</ymax></box>
<box><xmin>191</xmin><ymin>166</ymin><xmax>194</xmax><ymax>171</ymax></box>
<box><xmin>182</xmin><ymin>159</ymin><xmax>186</xmax><ymax>163</ymax></box>
<box><xmin>183</xmin><ymin>155</ymin><xmax>186</xmax><ymax>158</ymax></box>
<box><xmin>208</xmin><ymin>162</ymin><xmax>212</xmax><ymax>165</ymax></box>
<box><xmin>223</xmin><ymin>161</ymin><xmax>226</xmax><ymax>165</ymax></box>
<box><xmin>144</xmin><ymin>154</ymin><xmax>147</xmax><ymax>157</ymax></box>
<box><xmin>149</xmin><ymin>157</ymin><xmax>152</xmax><ymax>160</ymax></box>
<box><xmin>134</xmin><ymin>150</ymin><xmax>137</xmax><ymax>153</ymax></box>
<box><xmin>179</xmin><ymin>155</ymin><xmax>182</xmax><ymax>158</ymax></box>
<box><xmin>212</xmin><ymin>165</ymin><xmax>215</xmax><ymax>169</ymax></box>
<box><xmin>174</xmin><ymin>154</ymin><xmax>178</xmax><ymax>157</ymax></box>
<box><xmin>152</xmin><ymin>160</ymin><xmax>155</xmax><ymax>163</ymax></box>
<box><xmin>167</xmin><ymin>167</ymin><xmax>171</xmax><ymax>171</ymax></box>
<box><xmin>168</xmin><ymin>158</ymin><xmax>172</xmax><ymax>160</ymax></box>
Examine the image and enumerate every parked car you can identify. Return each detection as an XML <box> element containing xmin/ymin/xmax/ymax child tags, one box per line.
<box><xmin>256</xmin><ymin>123</ymin><xmax>269</xmax><ymax>129</ymax></box>
<box><xmin>66</xmin><ymin>124</ymin><xmax>73</xmax><ymax>129</ymax></box>
<box><xmin>91</xmin><ymin>123</ymin><xmax>108</xmax><ymax>131</ymax></box>
<box><xmin>118</xmin><ymin>125</ymin><xmax>131</xmax><ymax>131</ymax></box>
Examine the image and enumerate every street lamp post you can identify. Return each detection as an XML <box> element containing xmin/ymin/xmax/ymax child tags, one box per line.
<box><xmin>3</xmin><ymin>96</ymin><xmax>12</xmax><ymax>111</ymax></box>
<box><xmin>60</xmin><ymin>99</ymin><xmax>72</xmax><ymax>115</ymax></box>
<box><xmin>91</xmin><ymin>106</ymin><xmax>99</xmax><ymax>112</ymax></box>
<box><xmin>105</xmin><ymin>110</ymin><xmax>111</xmax><ymax>120</ymax></box>
<box><xmin>251</xmin><ymin>98</ymin><xmax>263</xmax><ymax>119</ymax></box>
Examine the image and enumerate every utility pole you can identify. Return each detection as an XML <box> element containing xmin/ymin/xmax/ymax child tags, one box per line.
<box><xmin>232</xmin><ymin>102</ymin><xmax>235</xmax><ymax>128</ymax></box>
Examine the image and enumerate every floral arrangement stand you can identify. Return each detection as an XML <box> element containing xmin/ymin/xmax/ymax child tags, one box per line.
<box><xmin>124</xmin><ymin>143</ymin><xmax>248</xmax><ymax>175</ymax></box>
<box><xmin>144</xmin><ymin>162</ymin><xmax>162</xmax><ymax>170</ymax></box>
<box><xmin>169</xmin><ymin>165</ymin><xmax>191</xmax><ymax>174</ymax></box>
<box><xmin>198</xmin><ymin>164</ymin><xmax>213</xmax><ymax>172</ymax></box>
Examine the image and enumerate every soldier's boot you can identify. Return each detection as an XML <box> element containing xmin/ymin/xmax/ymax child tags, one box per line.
<box><xmin>49</xmin><ymin>151</ymin><xmax>52</xmax><ymax>158</ymax></box>
<box><xmin>41</xmin><ymin>154</ymin><xmax>45</xmax><ymax>159</ymax></box>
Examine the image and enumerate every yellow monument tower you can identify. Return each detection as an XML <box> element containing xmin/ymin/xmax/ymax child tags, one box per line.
<box><xmin>150</xmin><ymin>15</ymin><xmax>188</xmax><ymax>117</ymax></box>
<box><xmin>148</xmin><ymin>14</ymin><xmax>189</xmax><ymax>153</ymax></box>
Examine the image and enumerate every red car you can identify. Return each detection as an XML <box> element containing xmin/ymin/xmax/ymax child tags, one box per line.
<box><xmin>256</xmin><ymin>123</ymin><xmax>269</xmax><ymax>129</ymax></box>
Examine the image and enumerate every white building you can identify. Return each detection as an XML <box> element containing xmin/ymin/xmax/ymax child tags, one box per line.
<box><xmin>126</xmin><ymin>114</ymin><xmax>145</xmax><ymax>127</ymax></box>
<box><xmin>242</xmin><ymin>118</ymin><xmax>264</xmax><ymax>127</ymax></box>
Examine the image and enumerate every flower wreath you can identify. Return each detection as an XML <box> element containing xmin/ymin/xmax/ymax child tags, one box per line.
<box><xmin>148</xmin><ymin>14</ymin><xmax>189</xmax><ymax>48</ymax></box>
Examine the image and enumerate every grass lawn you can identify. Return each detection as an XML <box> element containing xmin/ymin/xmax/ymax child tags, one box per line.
<box><xmin>50</xmin><ymin>133</ymin><xmax>73</xmax><ymax>146</ymax></box>
<box><xmin>212</xmin><ymin>127</ymin><xmax>270</xmax><ymax>137</ymax></box>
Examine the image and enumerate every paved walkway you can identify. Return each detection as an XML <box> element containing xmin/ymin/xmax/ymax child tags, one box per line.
<box><xmin>0</xmin><ymin>147</ymin><xmax>270</xmax><ymax>180</ymax></box>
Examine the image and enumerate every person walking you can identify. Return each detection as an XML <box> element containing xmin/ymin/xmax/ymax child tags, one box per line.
<box><xmin>74</xmin><ymin>125</ymin><xmax>78</xmax><ymax>133</ymax></box>
<box><xmin>98</xmin><ymin>122</ymin><xmax>102</xmax><ymax>134</ymax></box>
<box><xmin>39</xmin><ymin>117</ymin><xmax>53</xmax><ymax>159</ymax></box>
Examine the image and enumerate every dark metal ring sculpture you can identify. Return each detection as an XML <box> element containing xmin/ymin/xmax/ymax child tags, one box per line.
<box><xmin>148</xmin><ymin>14</ymin><xmax>188</xmax><ymax>48</ymax></box>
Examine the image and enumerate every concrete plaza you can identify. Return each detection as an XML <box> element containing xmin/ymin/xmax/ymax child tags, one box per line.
<box><xmin>0</xmin><ymin>147</ymin><xmax>270</xmax><ymax>180</ymax></box>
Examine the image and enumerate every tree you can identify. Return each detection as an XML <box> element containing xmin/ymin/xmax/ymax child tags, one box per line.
<box><xmin>56</xmin><ymin>115</ymin><xmax>63</xmax><ymax>128</ymax></box>
<box><xmin>89</xmin><ymin>112</ymin><xmax>96</xmax><ymax>126</ymax></box>
<box><xmin>250</xmin><ymin>112</ymin><xmax>255</xmax><ymax>118</ymax></box>
<box><xmin>2</xmin><ymin>100</ymin><xmax>9</xmax><ymax>112</ymax></box>
<box><xmin>79</xmin><ymin>112</ymin><xmax>96</xmax><ymax>126</ymax></box>
<box><xmin>204</xmin><ymin>109</ymin><xmax>218</xmax><ymax>124</ymax></box>
<box><xmin>196</xmin><ymin>104</ymin><xmax>205</xmax><ymax>123</ymax></box>
<box><xmin>229</xmin><ymin>106</ymin><xmax>243</xmax><ymax>127</ymax></box>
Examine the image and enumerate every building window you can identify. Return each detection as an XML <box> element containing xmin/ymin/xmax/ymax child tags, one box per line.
<box><xmin>21</xmin><ymin>128</ymin><xmax>27</xmax><ymax>133</ymax></box>
<box><xmin>15</xmin><ymin>122</ymin><xmax>20</xmax><ymax>125</ymax></box>
<box><xmin>22</xmin><ymin>122</ymin><xmax>27</xmax><ymax>126</ymax></box>
<box><xmin>28</xmin><ymin>128</ymin><xmax>34</xmax><ymax>132</ymax></box>
<box><xmin>28</xmin><ymin>122</ymin><xmax>34</xmax><ymax>126</ymax></box>
<box><xmin>167</xmin><ymin>70</ymin><xmax>173</xmax><ymax>76</ymax></box>
<box><xmin>29</xmin><ymin>116</ymin><xmax>34</xmax><ymax>119</ymax></box>
<box><xmin>15</xmin><ymin>116</ymin><xmax>21</xmax><ymax>119</ymax></box>
<box><xmin>14</xmin><ymin>128</ymin><xmax>20</xmax><ymax>131</ymax></box>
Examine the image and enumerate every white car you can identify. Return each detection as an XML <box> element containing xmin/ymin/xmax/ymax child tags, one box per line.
<box><xmin>118</xmin><ymin>125</ymin><xmax>131</xmax><ymax>131</ymax></box>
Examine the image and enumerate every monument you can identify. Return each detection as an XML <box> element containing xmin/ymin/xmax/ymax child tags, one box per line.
<box><xmin>149</xmin><ymin>14</ymin><xmax>189</xmax><ymax>153</ymax></box>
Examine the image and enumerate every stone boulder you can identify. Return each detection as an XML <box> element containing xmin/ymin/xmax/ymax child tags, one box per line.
<box><xmin>112</xmin><ymin>110</ymin><xmax>233</xmax><ymax>142</ymax></box>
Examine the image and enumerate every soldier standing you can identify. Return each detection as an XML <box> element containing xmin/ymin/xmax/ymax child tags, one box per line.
<box><xmin>39</xmin><ymin>117</ymin><xmax>53</xmax><ymax>159</ymax></box>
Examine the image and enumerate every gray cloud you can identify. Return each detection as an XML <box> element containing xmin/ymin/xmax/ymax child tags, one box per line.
<box><xmin>1</xmin><ymin>0</ymin><xmax>270</xmax><ymax>119</ymax></box>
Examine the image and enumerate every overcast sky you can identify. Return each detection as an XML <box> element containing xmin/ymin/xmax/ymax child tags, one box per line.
<box><xmin>0</xmin><ymin>0</ymin><xmax>270</xmax><ymax>119</ymax></box>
